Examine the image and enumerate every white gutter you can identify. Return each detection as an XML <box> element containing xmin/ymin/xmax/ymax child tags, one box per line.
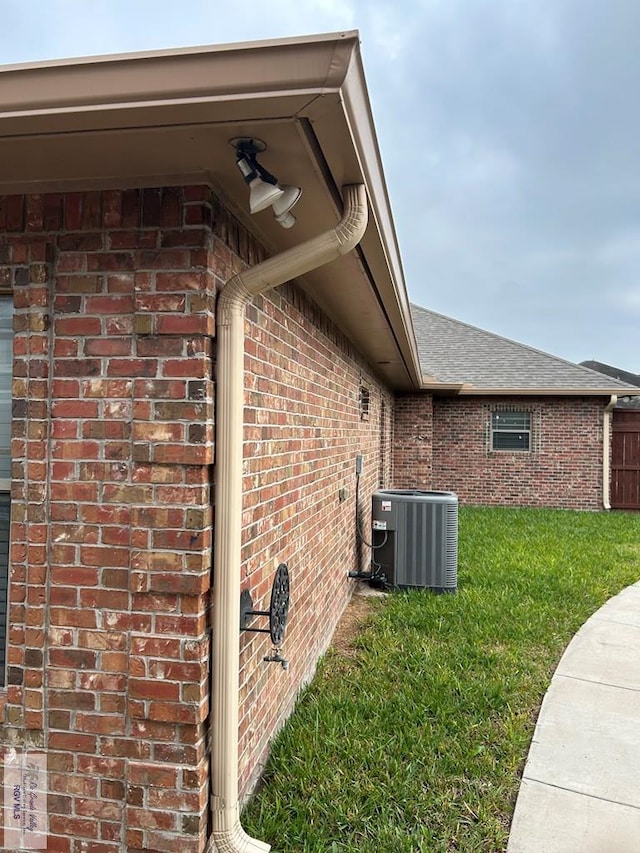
<box><xmin>210</xmin><ymin>184</ymin><xmax>368</xmax><ymax>853</ymax></box>
<box><xmin>602</xmin><ymin>394</ymin><xmax>617</xmax><ymax>510</ymax></box>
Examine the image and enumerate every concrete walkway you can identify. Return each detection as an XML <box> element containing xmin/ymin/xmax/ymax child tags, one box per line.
<box><xmin>507</xmin><ymin>580</ymin><xmax>640</xmax><ymax>853</ymax></box>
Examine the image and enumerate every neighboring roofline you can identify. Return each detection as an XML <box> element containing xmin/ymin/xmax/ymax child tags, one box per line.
<box><xmin>0</xmin><ymin>33</ymin><xmax>422</xmax><ymax>390</ymax></box>
<box><xmin>411</xmin><ymin>304</ymin><xmax>640</xmax><ymax>394</ymax></box>
<box><xmin>580</xmin><ymin>360</ymin><xmax>640</xmax><ymax>388</ymax></box>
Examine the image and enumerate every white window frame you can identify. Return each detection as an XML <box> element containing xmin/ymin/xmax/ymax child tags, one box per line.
<box><xmin>491</xmin><ymin>410</ymin><xmax>532</xmax><ymax>452</ymax></box>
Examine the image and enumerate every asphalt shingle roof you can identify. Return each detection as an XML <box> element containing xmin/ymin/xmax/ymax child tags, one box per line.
<box><xmin>411</xmin><ymin>304</ymin><xmax>640</xmax><ymax>392</ymax></box>
<box><xmin>580</xmin><ymin>361</ymin><xmax>640</xmax><ymax>407</ymax></box>
<box><xmin>580</xmin><ymin>360</ymin><xmax>640</xmax><ymax>387</ymax></box>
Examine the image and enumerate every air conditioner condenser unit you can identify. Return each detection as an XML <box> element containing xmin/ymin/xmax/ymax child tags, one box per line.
<box><xmin>371</xmin><ymin>489</ymin><xmax>458</xmax><ymax>592</ymax></box>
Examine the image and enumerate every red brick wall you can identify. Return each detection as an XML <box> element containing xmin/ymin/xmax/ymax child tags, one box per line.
<box><xmin>392</xmin><ymin>393</ymin><xmax>433</xmax><ymax>488</ymax></box>
<box><xmin>1</xmin><ymin>188</ymin><xmax>219</xmax><ymax>853</ymax></box>
<box><xmin>0</xmin><ymin>187</ymin><xmax>393</xmax><ymax>851</ymax></box>
<box><xmin>238</xmin><ymin>283</ymin><xmax>393</xmax><ymax>794</ymax></box>
<box><xmin>393</xmin><ymin>393</ymin><xmax>606</xmax><ymax>509</ymax></box>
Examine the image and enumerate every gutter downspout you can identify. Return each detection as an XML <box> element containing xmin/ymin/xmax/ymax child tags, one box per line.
<box><xmin>210</xmin><ymin>184</ymin><xmax>368</xmax><ymax>853</ymax></box>
<box><xmin>603</xmin><ymin>394</ymin><xmax>617</xmax><ymax>510</ymax></box>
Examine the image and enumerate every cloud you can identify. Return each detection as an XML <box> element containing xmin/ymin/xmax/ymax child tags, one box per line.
<box><xmin>1</xmin><ymin>0</ymin><xmax>639</xmax><ymax>370</ymax></box>
<box><xmin>616</xmin><ymin>289</ymin><xmax>640</xmax><ymax>313</ymax></box>
<box><xmin>371</xmin><ymin>0</ymin><xmax>640</xmax><ymax>369</ymax></box>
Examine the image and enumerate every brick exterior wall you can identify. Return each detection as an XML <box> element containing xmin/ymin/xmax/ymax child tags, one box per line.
<box><xmin>239</xmin><ymin>285</ymin><xmax>393</xmax><ymax>795</ymax></box>
<box><xmin>393</xmin><ymin>393</ymin><xmax>607</xmax><ymax>509</ymax></box>
<box><xmin>0</xmin><ymin>188</ymin><xmax>393</xmax><ymax>852</ymax></box>
<box><xmin>392</xmin><ymin>393</ymin><xmax>433</xmax><ymax>489</ymax></box>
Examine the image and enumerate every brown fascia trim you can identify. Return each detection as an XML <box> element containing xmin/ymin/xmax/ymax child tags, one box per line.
<box><xmin>0</xmin><ymin>31</ymin><xmax>360</xmax><ymax>119</ymax></box>
<box><xmin>419</xmin><ymin>377</ymin><xmax>640</xmax><ymax>396</ymax></box>
<box><xmin>419</xmin><ymin>382</ymin><xmax>467</xmax><ymax>393</ymax></box>
<box><xmin>436</xmin><ymin>387</ymin><xmax>640</xmax><ymax>397</ymax></box>
<box><xmin>338</xmin><ymin>48</ymin><xmax>421</xmax><ymax>386</ymax></box>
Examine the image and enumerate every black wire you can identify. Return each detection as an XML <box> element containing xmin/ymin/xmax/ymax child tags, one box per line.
<box><xmin>355</xmin><ymin>472</ymin><xmax>388</xmax><ymax>550</ymax></box>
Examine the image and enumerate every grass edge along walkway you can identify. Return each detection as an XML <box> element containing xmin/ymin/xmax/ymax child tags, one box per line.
<box><xmin>243</xmin><ymin>506</ymin><xmax>640</xmax><ymax>853</ymax></box>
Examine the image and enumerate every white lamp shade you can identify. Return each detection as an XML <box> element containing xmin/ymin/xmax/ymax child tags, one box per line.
<box><xmin>272</xmin><ymin>185</ymin><xmax>302</xmax><ymax>217</ymax></box>
<box><xmin>249</xmin><ymin>179</ymin><xmax>284</xmax><ymax>214</ymax></box>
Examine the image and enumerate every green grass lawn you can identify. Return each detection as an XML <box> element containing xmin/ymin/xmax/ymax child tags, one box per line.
<box><xmin>243</xmin><ymin>507</ymin><xmax>640</xmax><ymax>853</ymax></box>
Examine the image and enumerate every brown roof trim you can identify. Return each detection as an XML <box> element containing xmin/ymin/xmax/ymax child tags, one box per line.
<box><xmin>0</xmin><ymin>32</ymin><xmax>358</xmax><ymax>120</ymax></box>
<box><xmin>420</xmin><ymin>380</ymin><xmax>640</xmax><ymax>396</ymax></box>
<box><xmin>453</xmin><ymin>387</ymin><xmax>640</xmax><ymax>397</ymax></box>
<box><xmin>420</xmin><ymin>378</ymin><xmax>466</xmax><ymax>392</ymax></box>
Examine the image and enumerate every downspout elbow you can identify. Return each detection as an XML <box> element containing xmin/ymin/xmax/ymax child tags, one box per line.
<box><xmin>218</xmin><ymin>184</ymin><xmax>368</xmax><ymax>319</ymax></box>
<box><xmin>332</xmin><ymin>183</ymin><xmax>369</xmax><ymax>253</ymax></box>
<box><xmin>603</xmin><ymin>394</ymin><xmax>617</xmax><ymax>510</ymax></box>
<box><xmin>211</xmin><ymin>185</ymin><xmax>367</xmax><ymax>853</ymax></box>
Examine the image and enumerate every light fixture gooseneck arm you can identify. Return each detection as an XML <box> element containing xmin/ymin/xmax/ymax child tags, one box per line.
<box><xmin>235</xmin><ymin>140</ymin><xmax>279</xmax><ymax>186</ymax></box>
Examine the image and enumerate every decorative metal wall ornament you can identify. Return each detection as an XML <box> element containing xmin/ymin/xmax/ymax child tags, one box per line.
<box><xmin>240</xmin><ymin>563</ymin><xmax>290</xmax><ymax>667</ymax></box>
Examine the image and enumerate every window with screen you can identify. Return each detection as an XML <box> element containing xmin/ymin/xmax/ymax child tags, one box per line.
<box><xmin>491</xmin><ymin>411</ymin><xmax>531</xmax><ymax>451</ymax></box>
<box><xmin>0</xmin><ymin>295</ymin><xmax>12</xmax><ymax>680</ymax></box>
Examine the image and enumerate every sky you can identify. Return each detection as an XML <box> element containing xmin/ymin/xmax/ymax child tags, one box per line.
<box><xmin>1</xmin><ymin>0</ymin><xmax>638</xmax><ymax>373</ymax></box>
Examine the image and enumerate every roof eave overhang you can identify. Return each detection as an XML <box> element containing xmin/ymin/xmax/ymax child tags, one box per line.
<box><xmin>428</xmin><ymin>386</ymin><xmax>640</xmax><ymax>396</ymax></box>
<box><xmin>0</xmin><ymin>32</ymin><xmax>422</xmax><ymax>390</ymax></box>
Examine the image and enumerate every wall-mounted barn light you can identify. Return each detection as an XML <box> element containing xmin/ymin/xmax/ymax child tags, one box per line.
<box><xmin>231</xmin><ymin>137</ymin><xmax>302</xmax><ymax>228</ymax></box>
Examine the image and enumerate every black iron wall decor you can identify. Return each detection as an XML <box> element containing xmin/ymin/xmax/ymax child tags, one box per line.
<box><xmin>240</xmin><ymin>563</ymin><xmax>290</xmax><ymax>668</ymax></box>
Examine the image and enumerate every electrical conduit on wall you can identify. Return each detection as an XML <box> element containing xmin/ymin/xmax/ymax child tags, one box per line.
<box><xmin>210</xmin><ymin>184</ymin><xmax>368</xmax><ymax>853</ymax></box>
